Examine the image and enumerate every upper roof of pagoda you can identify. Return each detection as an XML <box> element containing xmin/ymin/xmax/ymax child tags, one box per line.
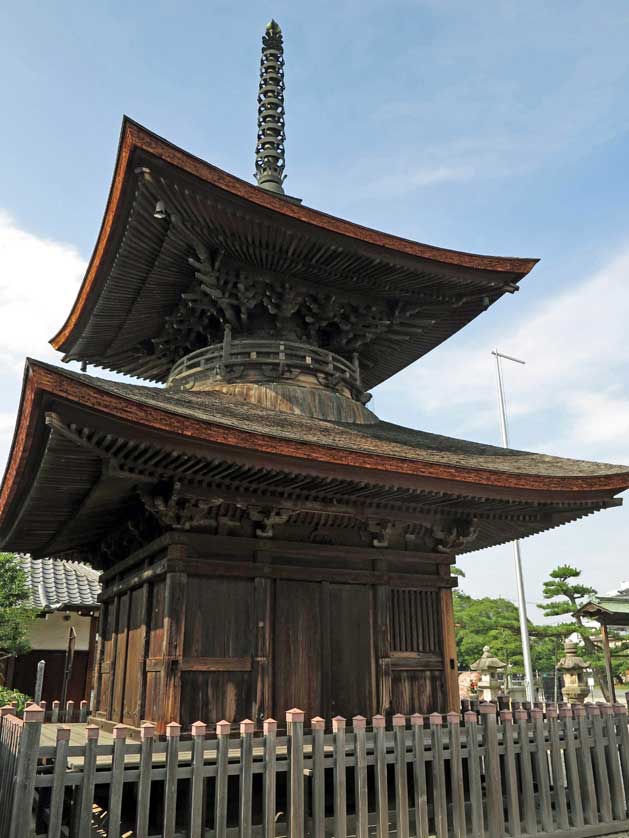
<box><xmin>51</xmin><ymin>118</ymin><xmax>538</xmax><ymax>389</ymax></box>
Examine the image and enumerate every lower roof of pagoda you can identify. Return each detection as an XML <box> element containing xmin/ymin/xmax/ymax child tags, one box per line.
<box><xmin>1</xmin><ymin>359</ymin><xmax>628</xmax><ymax>563</ymax></box>
<box><xmin>50</xmin><ymin>118</ymin><xmax>537</xmax><ymax>389</ymax></box>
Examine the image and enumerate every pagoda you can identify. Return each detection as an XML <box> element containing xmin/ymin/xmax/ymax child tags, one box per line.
<box><xmin>2</xmin><ymin>21</ymin><xmax>629</xmax><ymax>733</ymax></box>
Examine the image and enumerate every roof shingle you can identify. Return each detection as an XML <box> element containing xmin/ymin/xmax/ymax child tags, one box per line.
<box><xmin>17</xmin><ymin>555</ymin><xmax>101</xmax><ymax>610</ymax></box>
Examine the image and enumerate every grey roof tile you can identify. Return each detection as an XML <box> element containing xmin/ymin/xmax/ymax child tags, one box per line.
<box><xmin>17</xmin><ymin>555</ymin><xmax>101</xmax><ymax>610</ymax></box>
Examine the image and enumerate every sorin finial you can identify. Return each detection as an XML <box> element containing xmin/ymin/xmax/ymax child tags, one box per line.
<box><xmin>255</xmin><ymin>20</ymin><xmax>286</xmax><ymax>195</ymax></box>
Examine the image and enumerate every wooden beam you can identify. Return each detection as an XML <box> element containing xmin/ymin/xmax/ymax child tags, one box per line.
<box><xmin>168</xmin><ymin>557</ymin><xmax>457</xmax><ymax>589</ymax></box>
<box><xmin>180</xmin><ymin>656</ymin><xmax>253</xmax><ymax>672</ymax></box>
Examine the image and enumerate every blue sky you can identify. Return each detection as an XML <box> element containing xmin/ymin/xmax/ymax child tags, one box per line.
<box><xmin>1</xmin><ymin>1</ymin><xmax>629</xmax><ymax>617</ymax></box>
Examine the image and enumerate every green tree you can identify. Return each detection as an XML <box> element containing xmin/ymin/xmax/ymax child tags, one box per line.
<box><xmin>0</xmin><ymin>553</ymin><xmax>36</xmax><ymax>663</ymax></box>
<box><xmin>454</xmin><ymin>590</ymin><xmax>558</xmax><ymax>676</ymax></box>
<box><xmin>537</xmin><ymin>564</ymin><xmax>629</xmax><ymax>701</ymax></box>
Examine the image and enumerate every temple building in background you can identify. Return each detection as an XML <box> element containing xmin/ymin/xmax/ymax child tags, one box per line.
<box><xmin>2</xmin><ymin>22</ymin><xmax>629</xmax><ymax>733</ymax></box>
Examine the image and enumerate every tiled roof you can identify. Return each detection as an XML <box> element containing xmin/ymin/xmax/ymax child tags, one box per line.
<box><xmin>17</xmin><ymin>555</ymin><xmax>101</xmax><ymax>610</ymax></box>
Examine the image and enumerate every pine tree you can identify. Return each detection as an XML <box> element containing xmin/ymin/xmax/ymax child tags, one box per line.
<box><xmin>538</xmin><ymin>564</ymin><xmax>628</xmax><ymax>701</ymax></box>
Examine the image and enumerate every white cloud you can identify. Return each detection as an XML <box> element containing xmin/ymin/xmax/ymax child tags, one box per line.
<box><xmin>0</xmin><ymin>210</ymin><xmax>86</xmax><ymax>371</ymax></box>
<box><xmin>379</xmin><ymin>245</ymin><xmax>629</xmax><ymax>465</ymax></box>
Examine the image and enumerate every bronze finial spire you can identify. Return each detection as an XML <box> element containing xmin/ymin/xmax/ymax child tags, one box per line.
<box><xmin>255</xmin><ymin>20</ymin><xmax>286</xmax><ymax>195</ymax></box>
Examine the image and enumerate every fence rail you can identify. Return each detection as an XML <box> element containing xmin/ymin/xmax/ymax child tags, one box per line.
<box><xmin>1</xmin><ymin>700</ymin><xmax>629</xmax><ymax>838</ymax></box>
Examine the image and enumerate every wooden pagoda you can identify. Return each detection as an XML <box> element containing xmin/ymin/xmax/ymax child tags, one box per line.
<box><xmin>2</xmin><ymin>22</ymin><xmax>629</xmax><ymax>733</ymax></box>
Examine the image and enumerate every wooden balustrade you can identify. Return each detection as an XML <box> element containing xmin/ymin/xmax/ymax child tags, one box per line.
<box><xmin>1</xmin><ymin>700</ymin><xmax>629</xmax><ymax>838</ymax></box>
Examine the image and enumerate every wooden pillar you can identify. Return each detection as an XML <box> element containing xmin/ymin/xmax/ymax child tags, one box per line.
<box><xmin>375</xmin><ymin>582</ymin><xmax>392</xmax><ymax>715</ymax></box>
<box><xmin>601</xmin><ymin>622</ymin><xmax>617</xmax><ymax>703</ymax></box>
<box><xmin>252</xmin><ymin>576</ymin><xmax>272</xmax><ymax>725</ymax></box>
<box><xmin>85</xmin><ymin>609</ymin><xmax>99</xmax><ymax>706</ymax></box>
<box><xmin>161</xmin><ymin>568</ymin><xmax>187</xmax><ymax>729</ymax></box>
<box><xmin>136</xmin><ymin>581</ymin><xmax>151</xmax><ymax>726</ymax></box>
<box><xmin>440</xmin><ymin>587</ymin><xmax>459</xmax><ymax>712</ymax></box>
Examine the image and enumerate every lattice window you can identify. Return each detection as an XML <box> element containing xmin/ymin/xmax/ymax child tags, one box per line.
<box><xmin>389</xmin><ymin>588</ymin><xmax>441</xmax><ymax>653</ymax></box>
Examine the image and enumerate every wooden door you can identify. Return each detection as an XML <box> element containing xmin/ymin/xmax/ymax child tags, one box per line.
<box><xmin>180</xmin><ymin>577</ymin><xmax>255</xmax><ymax>728</ymax></box>
<box><xmin>274</xmin><ymin>580</ymin><xmax>322</xmax><ymax>720</ymax></box>
<box><xmin>327</xmin><ymin>584</ymin><xmax>375</xmax><ymax>719</ymax></box>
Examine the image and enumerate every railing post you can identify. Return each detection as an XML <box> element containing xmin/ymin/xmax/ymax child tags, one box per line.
<box><xmin>574</xmin><ymin>704</ymin><xmax>598</xmax><ymax>825</ymax></box>
<box><xmin>516</xmin><ymin>708</ymin><xmax>537</xmax><ymax>834</ymax></box>
<box><xmin>9</xmin><ymin>703</ymin><xmax>44</xmax><ymax>838</ymax></box>
<box><xmin>190</xmin><ymin>721</ymin><xmax>207</xmax><ymax>838</ymax></box>
<box><xmin>430</xmin><ymin>713</ymin><xmax>447</xmax><ymax>838</ymax></box>
<box><xmin>48</xmin><ymin>726</ymin><xmax>70</xmax><ymax>838</ymax></box>
<box><xmin>480</xmin><ymin>703</ymin><xmax>505</xmax><ymax>838</ymax></box>
<box><xmin>108</xmin><ymin>724</ymin><xmax>128</xmax><ymax>838</ymax></box>
<box><xmin>79</xmin><ymin>700</ymin><xmax>89</xmax><ymax>723</ymax></box>
<box><xmin>546</xmin><ymin>704</ymin><xmax>569</xmax><ymax>830</ymax></box>
<box><xmin>240</xmin><ymin>719</ymin><xmax>254</xmax><ymax>838</ymax></box>
<box><xmin>464</xmin><ymin>710</ymin><xmax>484</xmax><ymax>838</ymax></box>
<box><xmin>332</xmin><ymin>715</ymin><xmax>347</xmax><ymax>838</ymax></box>
<box><xmin>500</xmin><ymin>709</ymin><xmax>521</xmax><ymax>837</ymax></box>
<box><xmin>33</xmin><ymin>661</ymin><xmax>45</xmax><ymax>706</ymax></box>
<box><xmin>614</xmin><ymin>704</ymin><xmax>629</xmax><ymax>809</ymax></box>
<box><xmin>559</xmin><ymin>705</ymin><xmax>583</xmax><ymax>828</ymax></box>
<box><xmin>164</xmin><ymin>721</ymin><xmax>181</xmax><ymax>838</ymax></box>
<box><xmin>372</xmin><ymin>714</ymin><xmax>389</xmax><ymax>838</ymax></box>
<box><xmin>587</xmin><ymin>703</ymin><xmax>612</xmax><ymax>821</ymax></box>
<box><xmin>601</xmin><ymin>703</ymin><xmax>626</xmax><ymax>820</ymax></box>
<box><xmin>287</xmin><ymin>709</ymin><xmax>305</xmax><ymax>838</ymax></box>
<box><xmin>215</xmin><ymin>720</ymin><xmax>230</xmax><ymax>838</ymax></box>
<box><xmin>353</xmin><ymin>715</ymin><xmax>369</xmax><ymax>838</ymax></box>
<box><xmin>136</xmin><ymin>721</ymin><xmax>156</xmax><ymax>838</ymax></box>
<box><xmin>531</xmin><ymin>707</ymin><xmax>553</xmax><ymax>833</ymax></box>
<box><xmin>309</xmin><ymin>716</ymin><xmax>324</xmax><ymax>838</ymax></box>
<box><xmin>264</xmin><ymin>719</ymin><xmax>278</xmax><ymax>838</ymax></box>
<box><xmin>447</xmin><ymin>712</ymin><xmax>466</xmax><ymax>838</ymax></box>
<box><xmin>64</xmin><ymin>699</ymin><xmax>74</xmax><ymax>724</ymax></box>
<box><xmin>392</xmin><ymin>715</ymin><xmax>409</xmax><ymax>838</ymax></box>
<box><xmin>77</xmin><ymin>725</ymin><xmax>99</xmax><ymax>838</ymax></box>
<box><xmin>51</xmin><ymin>700</ymin><xmax>60</xmax><ymax>724</ymax></box>
<box><xmin>410</xmin><ymin>715</ymin><xmax>428</xmax><ymax>838</ymax></box>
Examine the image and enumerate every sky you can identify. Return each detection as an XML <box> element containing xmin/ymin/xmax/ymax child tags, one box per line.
<box><xmin>1</xmin><ymin>1</ymin><xmax>629</xmax><ymax>621</ymax></box>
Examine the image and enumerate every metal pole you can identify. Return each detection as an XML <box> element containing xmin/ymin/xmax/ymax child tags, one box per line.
<box><xmin>492</xmin><ymin>349</ymin><xmax>535</xmax><ymax>703</ymax></box>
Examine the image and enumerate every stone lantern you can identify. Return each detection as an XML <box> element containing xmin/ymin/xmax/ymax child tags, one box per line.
<box><xmin>556</xmin><ymin>639</ymin><xmax>590</xmax><ymax>704</ymax></box>
<box><xmin>470</xmin><ymin>645</ymin><xmax>507</xmax><ymax>702</ymax></box>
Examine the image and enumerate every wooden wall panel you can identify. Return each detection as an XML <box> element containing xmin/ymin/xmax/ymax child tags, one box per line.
<box><xmin>181</xmin><ymin>672</ymin><xmax>251</xmax><ymax>727</ymax></box>
<box><xmin>328</xmin><ymin>584</ymin><xmax>375</xmax><ymax>718</ymax></box>
<box><xmin>97</xmin><ymin>600</ymin><xmax>116</xmax><ymax>717</ymax></box>
<box><xmin>390</xmin><ymin>670</ymin><xmax>445</xmax><ymax>716</ymax></box>
<box><xmin>274</xmin><ymin>580</ymin><xmax>322</xmax><ymax>720</ymax></box>
<box><xmin>144</xmin><ymin>579</ymin><xmax>165</xmax><ymax>724</ymax></box>
<box><xmin>122</xmin><ymin>585</ymin><xmax>148</xmax><ymax>726</ymax></box>
<box><xmin>179</xmin><ymin>577</ymin><xmax>254</xmax><ymax>727</ymax></box>
<box><xmin>111</xmin><ymin>593</ymin><xmax>130</xmax><ymax>722</ymax></box>
<box><xmin>389</xmin><ymin>589</ymin><xmax>441</xmax><ymax>653</ymax></box>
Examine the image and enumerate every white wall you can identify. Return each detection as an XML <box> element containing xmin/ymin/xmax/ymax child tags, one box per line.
<box><xmin>28</xmin><ymin>611</ymin><xmax>93</xmax><ymax>651</ymax></box>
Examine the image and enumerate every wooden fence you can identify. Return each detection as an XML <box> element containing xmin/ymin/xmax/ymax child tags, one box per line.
<box><xmin>1</xmin><ymin>700</ymin><xmax>629</xmax><ymax>838</ymax></box>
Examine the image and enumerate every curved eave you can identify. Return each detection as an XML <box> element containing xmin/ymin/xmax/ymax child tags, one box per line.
<box><xmin>51</xmin><ymin>117</ymin><xmax>538</xmax><ymax>355</ymax></box>
<box><xmin>3</xmin><ymin>362</ymin><xmax>629</xmax><ymax>540</ymax></box>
